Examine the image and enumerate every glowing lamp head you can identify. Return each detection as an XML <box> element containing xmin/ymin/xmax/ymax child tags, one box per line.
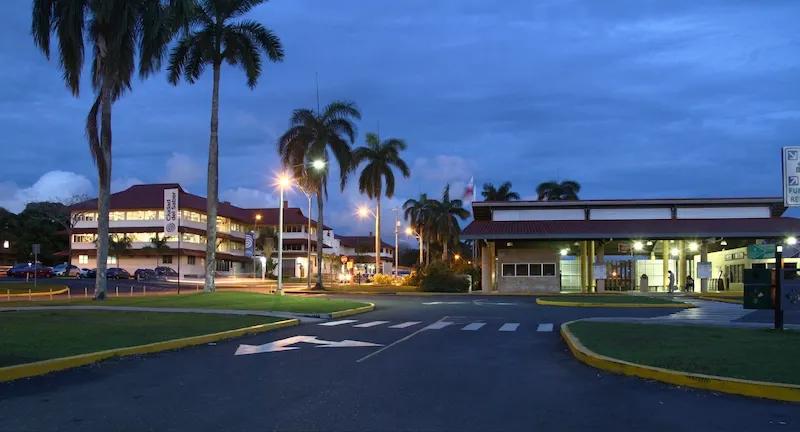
<box><xmin>688</xmin><ymin>242</ymin><xmax>699</xmax><ymax>252</ymax></box>
<box><xmin>255</xmin><ymin>214</ymin><xmax>262</xmax><ymax>221</ymax></box>
<box><xmin>633</xmin><ymin>241</ymin><xmax>644</xmax><ymax>252</ymax></box>
<box><xmin>454</xmin><ymin>254</ymin><xmax>461</xmax><ymax>261</ymax></box>
<box><xmin>787</xmin><ymin>236</ymin><xmax>798</xmax><ymax>246</ymax></box>
<box><xmin>277</xmin><ymin>174</ymin><xmax>291</xmax><ymax>188</ymax></box>
<box><xmin>559</xmin><ymin>248</ymin><xmax>569</xmax><ymax>256</ymax></box>
<box><xmin>311</xmin><ymin>159</ymin><xmax>326</xmax><ymax>171</ymax></box>
<box><xmin>405</xmin><ymin>227</ymin><xmax>414</xmax><ymax>236</ymax></box>
<box><xmin>670</xmin><ymin>247</ymin><xmax>680</xmax><ymax>257</ymax></box>
<box><xmin>357</xmin><ymin>207</ymin><xmax>370</xmax><ymax>218</ymax></box>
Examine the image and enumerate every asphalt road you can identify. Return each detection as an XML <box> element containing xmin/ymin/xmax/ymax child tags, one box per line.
<box><xmin>1</xmin><ymin>295</ymin><xmax>798</xmax><ymax>431</ymax></box>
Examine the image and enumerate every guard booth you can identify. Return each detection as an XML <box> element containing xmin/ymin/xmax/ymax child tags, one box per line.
<box><xmin>462</xmin><ymin>197</ymin><xmax>800</xmax><ymax>294</ymax></box>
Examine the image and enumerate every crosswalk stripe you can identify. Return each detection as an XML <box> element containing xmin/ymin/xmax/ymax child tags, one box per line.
<box><xmin>499</xmin><ymin>323</ymin><xmax>519</xmax><ymax>332</ymax></box>
<box><xmin>319</xmin><ymin>319</ymin><xmax>358</xmax><ymax>326</ymax></box>
<box><xmin>537</xmin><ymin>323</ymin><xmax>554</xmax><ymax>332</ymax></box>
<box><xmin>461</xmin><ymin>322</ymin><xmax>485</xmax><ymax>331</ymax></box>
<box><xmin>424</xmin><ymin>321</ymin><xmax>454</xmax><ymax>330</ymax></box>
<box><xmin>353</xmin><ymin>321</ymin><xmax>389</xmax><ymax>328</ymax></box>
<box><xmin>389</xmin><ymin>321</ymin><xmax>421</xmax><ymax>329</ymax></box>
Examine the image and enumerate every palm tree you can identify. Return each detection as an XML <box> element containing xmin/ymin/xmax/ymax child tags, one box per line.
<box><xmin>481</xmin><ymin>182</ymin><xmax>520</xmax><ymax>201</ymax></box>
<box><xmin>146</xmin><ymin>233</ymin><xmax>171</xmax><ymax>266</ymax></box>
<box><xmin>167</xmin><ymin>0</ymin><xmax>284</xmax><ymax>293</ymax></box>
<box><xmin>352</xmin><ymin>133</ymin><xmax>410</xmax><ymax>275</ymax></box>
<box><xmin>403</xmin><ymin>193</ymin><xmax>431</xmax><ymax>266</ymax></box>
<box><xmin>428</xmin><ymin>185</ymin><xmax>470</xmax><ymax>261</ymax></box>
<box><xmin>536</xmin><ymin>180</ymin><xmax>581</xmax><ymax>201</ymax></box>
<box><xmin>108</xmin><ymin>235</ymin><xmax>133</xmax><ymax>268</ymax></box>
<box><xmin>32</xmin><ymin>0</ymin><xmax>175</xmax><ymax>299</ymax></box>
<box><xmin>278</xmin><ymin>101</ymin><xmax>361</xmax><ymax>289</ymax></box>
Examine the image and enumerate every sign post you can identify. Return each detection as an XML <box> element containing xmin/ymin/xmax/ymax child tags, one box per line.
<box><xmin>775</xmin><ymin>245</ymin><xmax>783</xmax><ymax>330</ymax></box>
<box><xmin>32</xmin><ymin>244</ymin><xmax>40</xmax><ymax>293</ymax></box>
<box><xmin>164</xmin><ymin>188</ymin><xmax>180</xmax><ymax>293</ymax></box>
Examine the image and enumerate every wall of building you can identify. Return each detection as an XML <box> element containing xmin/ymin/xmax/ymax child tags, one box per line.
<box><xmin>496</xmin><ymin>246</ymin><xmax>560</xmax><ymax>293</ymax></box>
<box><xmin>72</xmin><ymin>254</ymin><xmax>248</xmax><ymax>279</ymax></box>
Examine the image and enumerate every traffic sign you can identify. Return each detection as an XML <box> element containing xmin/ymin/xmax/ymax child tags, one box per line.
<box><xmin>782</xmin><ymin>147</ymin><xmax>800</xmax><ymax>206</ymax></box>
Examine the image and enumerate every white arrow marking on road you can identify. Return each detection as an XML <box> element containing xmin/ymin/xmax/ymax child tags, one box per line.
<box><xmin>422</xmin><ymin>301</ymin><xmax>468</xmax><ymax>305</ymax></box>
<box><xmin>234</xmin><ymin>335</ymin><xmax>382</xmax><ymax>356</ymax></box>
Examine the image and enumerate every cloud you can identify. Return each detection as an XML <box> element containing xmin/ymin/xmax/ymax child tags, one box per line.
<box><xmin>412</xmin><ymin>155</ymin><xmax>475</xmax><ymax>185</ymax></box>
<box><xmin>111</xmin><ymin>177</ymin><xmax>144</xmax><ymax>193</ymax></box>
<box><xmin>220</xmin><ymin>187</ymin><xmax>278</xmax><ymax>209</ymax></box>
<box><xmin>162</xmin><ymin>152</ymin><xmax>204</xmax><ymax>188</ymax></box>
<box><xmin>0</xmin><ymin>171</ymin><xmax>93</xmax><ymax>213</ymax></box>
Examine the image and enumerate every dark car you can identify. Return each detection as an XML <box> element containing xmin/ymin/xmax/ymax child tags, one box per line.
<box><xmin>6</xmin><ymin>263</ymin><xmax>53</xmax><ymax>278</ymax></box>
<box><xmin>53</xmin><ymin>263</ymin><xmax>81</xmax><ymax>277</ymax></box>
<box><xmin>154</xmin><ymin>266</ymin><xmax>178</xmax><ymax>278</ymax></box>
<box><xmin>134</xmin><ymin>268</ymin><xmax>157</xmax><ymax>281</ymax></box>
<box><xmin>78</xmin><ymin>268</ymin><xmax>96</xmax><ymax>279</ymax></box>
<box><xmin>106</xmin><ymin>268</ymin><xmax>131</xmax><ymax>279</ymax></box>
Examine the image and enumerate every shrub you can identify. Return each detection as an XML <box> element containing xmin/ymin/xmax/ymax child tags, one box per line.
<box><xmin>420</xmin><ymin>262</ymin><xmax>469</xmax><ymax>293</ymax></box>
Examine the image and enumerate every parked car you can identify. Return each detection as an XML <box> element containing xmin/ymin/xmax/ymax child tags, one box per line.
<box><xmin>106</xmin><ymin>268</ymin><xmax>131</xmax><ymax>279</ymax></box>
<box><xmin>6</xmin><ymin>263</ymin><xmax>53</xmax><ymax>278</ymax></box>
<box><xmin>79</xmin><ymin>268</ymin><xmax>96</xmax><ymax>279</ymax></box>
<box><xmin>154</xmin><ymin>266</ymin><xmax>178</xmax><ymax>278</ymax></box>
<box><xmin>52</xmin><ymin>263</ymin><xmax>81</xmax><ymax>277</ymax></box>
<box><xmin>134</xmin><ymin>268</ymin><xmax>157</xmax><ymax>281</ymax></box>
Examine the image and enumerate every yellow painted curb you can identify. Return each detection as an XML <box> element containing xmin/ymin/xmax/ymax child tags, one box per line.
<box><xmin>1</xmin><ymin>287</ymin><xmax>69</xmax><ymax>298</ymax></box>
<box><xmin>329</xmin><ymin>303</ymin><xmax>375</xmax><ymax>318</ymax></box>
<box><xmin>0</xmin><ymin>318</ymin><xmax>298</xmax><ymax>383</ymax></box>
<box><xmin>697</xmin><ymin>296</ymin><xmax>742</xmax><ymax>304</ymax></box>
<box><xmin>537</xmin><ymin>298</ymin><xmax>693</xmax><ymax>308</ymax></box>
<box><xmin>561</xmin><ymin>321</ymin><xmax>800</xmax><ymax>403</ymax></box>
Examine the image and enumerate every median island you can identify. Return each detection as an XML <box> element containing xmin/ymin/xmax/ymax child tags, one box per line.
<box><xmin>567</xmin><ymin>321</ymin><xmax>800</xmax><ymax>386</ymax></box>
<box><xmin>537</xmin><ymin>294</ymin><xmax>690</xmax><ymax>307</ymax></box>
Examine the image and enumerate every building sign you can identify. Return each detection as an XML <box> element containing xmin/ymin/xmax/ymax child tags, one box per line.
<box><xmin>747</xmin><ymin>244</ymin><xmax>776</xmax><ymax>260</ymax></box>
<box><xmin>782</xmin><ymin>146</ymin><xmax>800</xmax><ymax>206</ymax></box>
<box><xmin>245</xmin><ymin>232</ymin><xmax>255</xmax><ymax>258</ymax></box>
<box><xmin>164</xmin><ymin>188</ymin><xmax>179</xmax><ymax>235</ymax></box>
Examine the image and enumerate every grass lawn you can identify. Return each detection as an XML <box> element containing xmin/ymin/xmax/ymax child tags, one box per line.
<box><xmin>0</xmin><ymin>281</ymin><xmax>69</xmax><ymax>294</ymax></box>
<box><xmin>548</xmin><ymin>294</ymin><xmax>686</xmax><ymax>305</ymax></box>
<box><xmin>0</xmin><ymin>310</ymin><xmax>281</xmax><ymax>367</ymax></box>
<box><xmin>4</xmin><ymin>291</ymin><xmax>368</xmax><ymax>314</ymax></box>
<box><xmin>569</xmin><ymin>321</ymin><xmax>800</xmax><ymax>384</ymax></box>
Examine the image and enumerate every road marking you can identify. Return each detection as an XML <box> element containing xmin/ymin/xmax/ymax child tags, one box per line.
<box><xmin>499</xmin><ymin>323</ymin><xmax>519</xmax><ymax>332</ymax></box>
<box><xmin>461</xmin><ymin>322</ymin><xmax>485</xmax><ymax>331</ymax></box>
<box><xmin>353</xmin><ymin>321</ymin><xmax>389</xmax><ymax>328</ymax></box>
<box><xmin>422</xmin><ymin>301</ymin><xmax>468</xmax><ymax>305</ymax></box>
<box><xmin>472</xmin><ymin>300</ymin><xmax>518</xmax><ymax>306</ymax></box>
<box><xmin>389</xmin><ymin>321</ymin><xmax>421</xmax><ymax>329</ymax></box>
<box><xmin>424</xmin><ymin>321</ymin><xmax>454</xmax><ymax>330</ymax></box>
<box><xmin>357</xmin><ymin>316</ymin><xmax>450</xmax><ymax>363</ymax></box>
<box><xmin>235</xmin><ymin>335</ymin><xmax>382</xmax><ymax>355</ymax></box>
<box><xmin>537</xmin><ymin>323</ymin><xmax>554</xmax><ymax>332</ymax></box>
<box><xmin>319</xmin><ymin>319</ymin><xmax>358</xmax><ymax>326</ymax></box>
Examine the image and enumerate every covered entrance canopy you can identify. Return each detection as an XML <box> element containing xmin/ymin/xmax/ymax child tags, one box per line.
<box><xmin>462</xmin><ymin>197</ymin><xmax>800</xmax><ymax>294</ymax></box>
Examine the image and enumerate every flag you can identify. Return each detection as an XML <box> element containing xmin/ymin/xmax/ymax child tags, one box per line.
<box><xmin>463</xmin><ymin>177</ymin><xmax>474</xmax><ymax>201</ymax></box>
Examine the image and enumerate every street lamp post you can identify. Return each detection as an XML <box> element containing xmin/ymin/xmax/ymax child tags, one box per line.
<box><xmin>405</xmin><ymin>226</ymin><xmax>423</xmax><ymax>266</ymax></box>
<box><xmin>357</xmin><ymin>205</ymin><xmax>381</xmax><ymax>277</ymax></box>
<box><xmin>299</xmin><ymin>187</ymin><xmax>312</xmax><ymax>291</ymax></box>
<box><xmin>277</xmin><ymin>174</ymin><xmax>291</xmax><ymax>296</ymax></box>
<box><xmin>392</xmin><ymin>208</ymin><xmax>400</xmax><ymax>276</ymax></box>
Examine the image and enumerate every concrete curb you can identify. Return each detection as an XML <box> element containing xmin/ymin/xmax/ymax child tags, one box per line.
<box><xmin>0</xmin><ymin>318</ymin><xmax>298</xmax><ymax>383</ymax></box>
<box><xmin>1</xmin><ymin>287</ymin><xmax>69</xmax><ymax>298</ymax></box>
<box><xmin>328</xmin><ymin>303</ymin><xmax>375</xmax><ymax>318</ymax></box>
<box><xmin>536</xmin><ymin>298</ymin><xmax>693</xmax><ymax>308</ymax></box>
<box><xmin>696</xmin><ymin>296</ymin><xmax>742</xmax><ymax>304</ymax></box>
<box><xmin>560</xmin><ymin>320</ymin><xmax>800</xmax><ymax>403</ymax></box>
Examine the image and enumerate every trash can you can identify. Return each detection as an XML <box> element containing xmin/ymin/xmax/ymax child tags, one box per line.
<box><xmin>639</xmin><ymin>274</ymin><xmax>649</xmax><ymax>293</ymax></box>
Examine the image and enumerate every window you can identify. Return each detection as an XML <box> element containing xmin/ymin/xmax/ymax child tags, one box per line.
<box><xmin>109</xmin><ymin>211</ymin><xmax>126</xmax><ymax>221</ymax></box>
<box><xmin>187</xmin><ymin>256</ymin><xmax>196</xmax><ymax>265</ymax></box>
<box><xmin>72</xmin><ymin>234</ymin><xmax>95</xmax><ymax>243</ymax></box>
<box><xmin>216</xmin><ymin>260</ymin><xmax>231</xmax><ymax>272</ymax></box>
<box><xmin>162</xmin><ymin>255</ymin><xmax>173</xmax><ymax>264</ymax></box>
<box><xmin>76</xmin><ymin>212</ymin><xmax>96</xmax><ymax>222</ymax></box>
<box><xmin>78</xmin><ymin>255</ymin><xmax>89</xmax><ymax>264</ymax></box>
<box><xmin>126</xmin><ymin>210</ymin><xmax>159</xmax><ymax>221</ymax></box>
<box><xmin>107</xmin><ymin>256</ymin><xmax>117</xmax><ymax>265</ymax></box>
<box><xmin>502</xmin><ymin>262</ymin><xmax>556</xmax><ymax>277</ymax></box>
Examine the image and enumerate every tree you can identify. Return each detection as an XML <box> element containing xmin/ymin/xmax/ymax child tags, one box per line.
<box><xmin>34</xmin><ymin>195</ymin><xmax>91</xmax><ymax>268</ymax></box>
<box><xmin>32</xmin><ymin>0</ymin><xmax>176</xmax><ymax>299</ymax></box>
<box><xmin>403</xmin><ymin>193</ymin><xmax>431</xmax><ymax>266</ymax></box>
<box><xmin>107</xmin><ymin>235</ymin><xmax>132</xmax><ymax>268</ymax></box>
<box><xmin>352</xmin><ymin>132</ymin><xmax>410</xmax><ymax>275</ymax></box>
<box><xmin>167</xmin><ymin>0</ymin><xmax>284</xmax><ymax>292</ymax></box>
<box><xmin>481</xmin><ymin>182</ymin><xmax>520</xmax><ymax>201</ymax></box>
<box><xmin>255</xmin><ymin>226</ymin><xmax>277</xmax><ymax>277</ymax></box>
<box><xmin>145</xmin><ymin>233</ymin><xmax>171</xmax><ymax>266</ymax></box>
<box><xmin>428</xmin><ymin>185</ymin><xmax>470</xmax><ymax>261</ymax></box>
<box><xmin>536</xmin><ymin>180</ymin><xmax>581</xmax><ymax>201</ymax></box>
<box><xmin>278</xmin><ymin>101</ymin><xmax>361</xmax><ymax>289</ymax></box>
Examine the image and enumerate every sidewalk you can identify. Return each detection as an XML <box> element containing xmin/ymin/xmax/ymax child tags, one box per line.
<box><xmin>0</xmin><ymin>305</ymin><xmax>324</xmax><ymax>323</ymax></box>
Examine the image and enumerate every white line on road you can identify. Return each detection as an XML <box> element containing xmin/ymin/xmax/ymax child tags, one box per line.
<box><xmin>319</xmin><ymin>319</ymin><xmax>358</xmax><ymax>326</ymax></box>
<box><xmin>357</xmin><ymin>316</ymin><xmax>450</xmax><ymax>363</ymax></box>
<box><xmin>499</xmin><ymin>323</ymin><xmax>519</xmax><ymax>332</ymax></box>
<box><xmin>353</xmin><ymin>321</ymin><xmax>389</xmax><ymax>328</ymax></box>
<box><xmin>389</xmin><ymin>321</ymin><xmax>421</xmax><ymax>329</ymax></box>
<box><xmin>536</xmin><ymin>323</ymin><xmax>554</xmax><ymax>332</ymax></box>
<box><xmin>461</xmin><ymin>322</ymin><xmax>485</xmax><ymax>331</ymax></box>
<box><xmin>424</xmin><ymin>321</ymin><xmax>454</xmax><ymax>330</ymax></box>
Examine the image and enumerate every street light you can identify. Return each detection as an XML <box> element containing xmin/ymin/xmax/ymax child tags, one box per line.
<box><xmin>670</xmin><ymin>247</ymin><xmax>680</xmax><ymax>257</ymax></box>
<box><xmin>786</xmin><ymin>236</ymin><xmax>797</xmax><ymax>246</ymax></box>
<box><xmin>275</xmin><ymin>173</ymin><xmax>292</xmax><ymax>296</ymax></box>
<box><xmin>406</xmin><ymin>226</ymin><xmax>423</xmax><ymax>265</ymax></box>
<box><xmin>311</xmin><ymin>159</ymin><xmax>326</xmax><ymax>171</ymax></box>
<box><xmin>688</xmin><ymin>241</ymin><xmax>699</xmax><ymax>252</ymax></box>
<box><xmin>356</xmin><ymin>205</ymin><xmax>381</xmax><ymax>277</ymax></box>
<box><xmin>633</xmin><ymin>241</ymin><xmax>644</xmax><ymax>252</ymax></box>
<box><xmin>559</xmin><ymin>248</ymin><xmax>569</xmax><ymax>256</ymax></box>
<box><xmin>454</xmin><ymin>254</ymin><xmax>461</xmax><ymax>261</ymax></box>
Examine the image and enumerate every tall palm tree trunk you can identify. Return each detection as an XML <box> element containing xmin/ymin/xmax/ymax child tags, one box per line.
<box><xmin>442</xmin><ymin>239</ymin><xmax>448</xmax><ymax>262</ymax></box>
<box><xmin>418</xmin><ymin>227</ymin><xmax>423</xmax><ymax>266</ymax></box>
<box><xmin>315</xmin><ymin>189</ymin><xmax>325</xmax><ymax>289</ymax></box>
<box><xmin>375</xmin><ymin>197</ymin><xmax>381</xmax><ymax>275</ymax></box>
<box><xmin>94</xmin><ymin>84</ymin><xmax>112</xmax><ymax>299</ymax></box>
<box><xmin>204</xmin><ymin>63</ymin><xmax>221</xmax><ymax>293</ymax></box>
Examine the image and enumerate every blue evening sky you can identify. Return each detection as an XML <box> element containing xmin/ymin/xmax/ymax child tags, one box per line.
<box><xmin>1</xmin><ymin>0</ymin><xmax>799</xmax><ymax>237</ymax></box>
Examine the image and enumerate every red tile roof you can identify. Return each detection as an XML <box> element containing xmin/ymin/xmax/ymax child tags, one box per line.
<box><xmin>462</xmin><ymin>217</ymin><xmax>800</xmax><ymax>240</ymax></box>
<box><xmin>71</xmin><ymin>184</ymin><xmax>328</xmax><ymax>228</ymax></box>
<box><xmin>336</xmin><ymin>235</ymin><xmax>394</xmax><ymax>250</ymax></box>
